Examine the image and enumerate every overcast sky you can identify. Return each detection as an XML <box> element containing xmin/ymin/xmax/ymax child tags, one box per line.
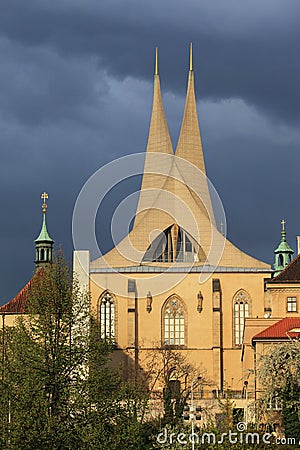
<box><xmin>1</xmin><ymin>0</ymin><xmax>300</xmax><ymax>304</ymax></box>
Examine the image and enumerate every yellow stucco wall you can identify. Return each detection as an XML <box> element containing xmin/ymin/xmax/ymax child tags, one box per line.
<box><xmin>90</xmin><ymin>270</ymin><xmax>271</xmax><ymax>391</ymax></box>
<box><xmin>264</xmin><ymin>283</ymin><xmax>300</xmax><ymax>317</ymax></box>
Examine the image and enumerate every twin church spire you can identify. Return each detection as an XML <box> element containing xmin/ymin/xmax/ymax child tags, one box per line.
<box><xmin>146</xmin><ymin>43</ymin><xmax>205</xmax><ymax>173</ymax></box>
<box><xmin>91</xmin><ymin>45</ymin><xmax>270</xmax><ymax>270</ymax></box>
<box><xmin>133</xmin><ymin>44</ymin><xmax>215</xmax><ymax>264</ymax></box>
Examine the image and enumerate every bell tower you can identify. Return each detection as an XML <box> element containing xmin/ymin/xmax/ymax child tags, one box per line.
<box><xmin>273</xmin><ymin>219</ymin><xmax>294</xmax><ymax>276</ymax></box>
<box><xmin>35</xmin><ymin>192</ymin><xmax>54</xmax><ymax>268</ymax></box>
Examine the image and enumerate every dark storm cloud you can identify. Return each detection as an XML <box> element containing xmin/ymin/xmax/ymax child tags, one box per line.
<box><xmin>199</xmin><ymin>96</ymin><xmax>300</xmax><ymax>263</ymax></box>
<box><xmin>0</xmin><ymin>67</ymin><xmax>152</xmax><ymax>303</ymax></box>
<box><xmin>1</xmin><ymin>0</ymin><xmax>300</xmax><ymax>123</ymax></box>
<box><xmin>0</xmin><ymin>38</ymin><xmax>109</xmax><ymax>126</ymax></box>
<box><xmin>1</xmin><ymin>0</ymin><xmax>300</xmax><ymax>303</ymax></box>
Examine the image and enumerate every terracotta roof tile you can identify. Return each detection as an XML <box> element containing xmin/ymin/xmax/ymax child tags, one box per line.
<box><xmin>0</xmin><ymin>269</ymin><xmax>44</xmax><ymax>314</ymax></box>
<box><xmin>253</xmin><ymin>317</ymin><xmax>300</xmax><ymax>340</ymax></box>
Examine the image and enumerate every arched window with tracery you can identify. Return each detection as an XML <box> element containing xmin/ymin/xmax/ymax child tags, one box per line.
<box><xmin>99</xmin><ymin>291</ymin><xmax>115</xmax><ymax>340</ymax></box>
<box><xmin>233</xmin><ymin>290</ymin><xmax>251</xmax><ymax>346</ymax></box>
<box><xmin>143</xmin><ymin>224</ymin><xmax>203</xmax><ymax>263</ymax></box>
<box><xmin>162</xmin><ymin>296</ymin><xmax>186</xmax><ymax>347</ymax></box>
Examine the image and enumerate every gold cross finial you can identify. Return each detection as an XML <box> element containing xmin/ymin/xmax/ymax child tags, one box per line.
<box><xmin>41</xmin><ymin>192</ymin><xmax>48</xmax><ymax>213</ymax></box>
<box><xmin>281</xmin><ymin>219</ymin><xmax>286</xmax><ymax>232</ymax></box>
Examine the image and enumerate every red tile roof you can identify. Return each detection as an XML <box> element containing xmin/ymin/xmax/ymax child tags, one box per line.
<box><xmin>0</xmin><ymin>269</ymin><xmax>44</xmax><ymax>314</ymax></box>
<box><xmin>253</xmin><ymin>317</ymin><xmax>300</xmax><ymax>341</ymax></box>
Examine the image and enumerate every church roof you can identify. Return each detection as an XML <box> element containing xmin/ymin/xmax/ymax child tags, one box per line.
<box><xmin>91</xmin><ymin>46</ymin><xmax>271</xmax><ymax>271</ymax></box>
<box><xmin>0</xmin><ymin>269</ymin><xmax>44</xmax><ymax>314</ymax></box>
<box><xmin>253</xmin><ymin>317</ymin><xmax>300</xmax><ymax>341</ymax></box>
<box><xmin>270</xmin><ymin>253</ymin><xmax>300</xmax><ymax>283</ymax></box>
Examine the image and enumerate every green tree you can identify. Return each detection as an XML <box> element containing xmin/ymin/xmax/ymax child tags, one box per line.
<box><xmin>0</xmin><ymin>251</ymin><xmax>120</xmax><ymax>449</ymax></box>
<box><xmin>0</xmin><ymin>251</ymin><xmax>160</xmax><ymax>449</ymax></box>
<box><xmin>281</xmin><ymin>377</ymin><xmax>300</xmax><ymax>442</ymax></box>
<box><xmin>257</xmin><ymin>340</ymin><xmax>300</xmax><ymax>441</ymax></box>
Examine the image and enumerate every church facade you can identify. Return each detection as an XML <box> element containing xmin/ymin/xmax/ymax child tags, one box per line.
<box><xmin>4</xmin><ymin>45</ymin><xmax>300</xmax><ymax>424</ymax></box>
<box><xmin>74</xmin><ymin>45</ymin><xmax>273</xmax><ymax>407</ymax></box>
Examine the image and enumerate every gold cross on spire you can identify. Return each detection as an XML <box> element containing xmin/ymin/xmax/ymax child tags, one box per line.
<box><xmin>281</xmin><ymin>219</ymin><xmax>286</xmax><ymax>232</ymax></box>
<box><xmin>41</xmin><ymin>192</ymin><xmax>49</xmax><ymax>213</ymax></box>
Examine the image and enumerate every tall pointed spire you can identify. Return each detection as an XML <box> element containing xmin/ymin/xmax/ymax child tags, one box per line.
<box><xmin>35</xmin><ymin>192</ymin><xmax>54</xmax><ymax>268</ymax></box>
<box><xmin>134</xmin><ymin>47</ymin><xmax>174</xmax><ymax>228</ymax></box>
<box><xmin>144</xmin><ymin>47</ymin><xmax>173</xmax><ymax>155</ymax></box>
<box><xmin>176</xmin><ymin>43</ymin><xmax>206</xmax><ymax>173</ymax></box>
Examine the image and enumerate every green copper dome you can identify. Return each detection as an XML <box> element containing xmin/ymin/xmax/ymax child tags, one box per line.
<box><xmin>274</xmin><ymin>239</ymin><xmax>293</xmax><ymax>254</ymax></box>
<box><xmin>35</xmin><ymin>212</ymin><xmax>53</xmax><ymax>243</ymax></box>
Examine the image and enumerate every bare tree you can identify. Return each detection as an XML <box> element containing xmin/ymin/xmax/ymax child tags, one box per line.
<box><xmin>138</xmin><ymin>344</ymin><xmax>210</xmax><ymax>424</ymax></box>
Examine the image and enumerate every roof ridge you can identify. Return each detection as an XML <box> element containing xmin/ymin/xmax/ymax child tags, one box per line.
<box><xmin>0</xmin><ymin>268</ymin><xmax>44</xmax><ymax>313</ymax></box>
<box><xmin>253</xmin><ymin>317</ymin><xmax>300</xmax><ymax>340</ymax></box>
<box><xmin>272</xmin><ymin>252</ymin><xmax>300</xmax><ymax>281</ymax></box>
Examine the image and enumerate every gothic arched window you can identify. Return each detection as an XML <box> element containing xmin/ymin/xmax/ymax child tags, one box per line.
<box><xmin>143</xmin><ymin>224</ymin><xmax>201</xmax><ymax>263</ymax></box>
<box><xmin>99</xmin><ymin>291</ymin><xmax>115</xmax><ymax>340</ymax></box>
<box><xmin>233</xmin><ymin>290</ymin><xmax>250</xmax><ymax>346</ymax></box>
<box><xmin>162</xmin><ymin>296</ymin><xmax>185</xmax><ymax>347</ymax></box>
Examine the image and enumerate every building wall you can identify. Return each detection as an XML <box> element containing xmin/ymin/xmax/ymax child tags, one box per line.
<box><xmin>0</xmin><ymin>313</ymin><xmax>22</xmax><ymax>327</ymax></box>
<box><xmin>264</xmin><ymin>283</ymin><xmax>300</xmax><ymax>317</ymax></box>
<box><xmin>90</xmin><ymin>270</ymin><xmax>271</xmax><ymax>391</ymax></box>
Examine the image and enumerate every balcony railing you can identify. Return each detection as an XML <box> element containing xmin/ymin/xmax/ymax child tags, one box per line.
<box><xmin>191</xmin><ymin>389</ymin><xmax>255</xmax><ymax>400</ymax></box>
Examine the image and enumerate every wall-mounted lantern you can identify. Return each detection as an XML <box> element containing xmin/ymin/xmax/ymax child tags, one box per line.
<box><xmin>197</xmin><ymin>291</ymin><xmax>203</xmax><ymax>313</ymax></box>
<box><xmin>146</xmin><ymin>291</ymin><xmax>153</xmax><ymax>313</ymax></box>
